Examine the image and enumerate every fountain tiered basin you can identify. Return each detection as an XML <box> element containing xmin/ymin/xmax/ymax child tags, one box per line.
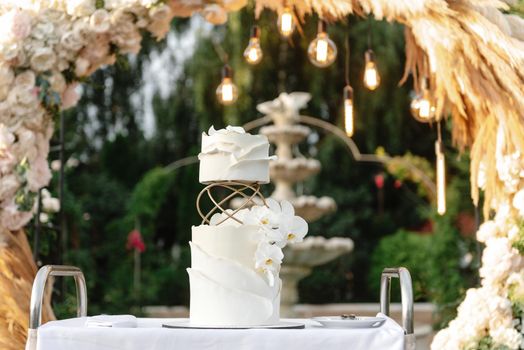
<box><xmin>260</xmin><ymin>125</ymin><xmax>310</xmax><ymax>145</ymax></box>
<box><xmin>280</xmin><ymin>236</ymin><xmax>354</xmax><ymax>316</ymax></box>
<box><xmin>291</xmin><ymin>195</ymin><xmax>337</xmax><ymax>222</ymax></box>
<box><xmin>270</xmin><ymin>158</ymin><xmax>321</xmax><ymax>183</ymax></box>
<box><xmin>253</xmin><ymin>92</ymin><xmax>355</xmax><ymax>316</ymax></box>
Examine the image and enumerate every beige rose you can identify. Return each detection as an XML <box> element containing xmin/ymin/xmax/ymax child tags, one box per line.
<box><xmin>0</xmin><ymin>174</ymin><xmax>19</xmax><ymax>200</ymax></box>
<box><xmin>90</xmin><ymin>9</ymin><xmax>111</xmax><ymax>33</ymax></box>
<box><xmin>57</xmin><ymin>57</ymin><xmax>70</xmax><ymax>72</ymax></box>
<box><xmin>0</xmin><ymin>85</ymin><xmax>10</xmax><ymax>101</ymax></box>
<box><xmin>49</xmin><ymin>72</ymin><xmax>66</xmax><ymax>94</ymax></box>
<box><xmin>66</xmin><ymin>0</ymin><xmax>96</xmax><ymax>18</ymax></box>
<box><xmin>147</xmin><ymin>20</ymin><xmax>170</xmax><ymax>40</ymax></box>
<box><xmin>32</xmin><ymin>21</ymin><xmax>55</xmax><ymax>40</ymax></box>
<box><xmin>0</xmin><ymin>202</ymin><xmax>34</xmax><ymax>231</ymax></box>
<box><xmin>8</xmin><ymin>86</ymin><xmax>36</xmax><ymax>108</ymax></box>
<box><xmin>75</xmin><ymin>57</ymin><xmax>90</xmax><ymax>77</ymax></box>
<box><xmin>61</xmin><ymin>31</ymin><xmax>84</xmax><ymax>51</ymax></box>
<box><xmin>42</xmin><ymin>9</ymin><xmax>67</xmax><ymax>23</ymax></box>
<box><xmin>14</xmin><ymin>71</ymin><xmax>36</xmax><ymax>90</ymax></box>
<box><xmin>150</xmin><ymin>4</ymin><xmax>172</xmax><ymax>21</ymax></box>
<box><xmin>30</xmin><ymin>47</ymin><xmax>57</xmax><ymax>72</ymax></box>
<box><xmin>26</xmin><ymin>157</ymin><xmax>52</xmax><ymax>192</ymax></box>
<box><xmin>0</xmin><ymin>64</ymin><xmax>14</xmax><ymax>86</ymax></box>
<box><xmin>61</xmin><ymin>83</ymin><xmax>81</xmax><ymax>110</ymax></box>
<box><xmin>1</xmin><ymin>42</ymin><xmax>20</xmax><ymax>61</ymax></box>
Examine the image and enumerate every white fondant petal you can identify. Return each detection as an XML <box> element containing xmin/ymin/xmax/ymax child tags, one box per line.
<box><xmin>190</xmin><ymin>242</ymin><xmax>272</xmax><ymax>299</ymax></box>
<box><xmin>188</xmin><ymin>268</ymin><xmax>275</xmax><ymax>326</ymax></box>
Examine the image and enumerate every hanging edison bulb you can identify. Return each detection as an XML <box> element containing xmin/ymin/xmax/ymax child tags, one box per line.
<box><xmin>410</xmin><ymin>77</ymin><xmax>436</xmax><ymax>122</ymax></box>
<box><xmin>343</xmin><ymin>85</ymin><xmax>354</xmax><ymax>137</ymax></box>
<box><xmin>278</xmin><ymin>6</ymin><xmax>295</xmax><ymax>38</ymax></box>
<box><xmin>216</xmin><ymin>65</ymin><xmax>238</xmax><ymax>105</ymax></box>
<box><xmin>308</xmin><ymin>20</ymin><xmax>337</xmax><ymax>68</ymax></box>
<box><xmin>435</xmin><ymin>140</ymin><xmax>446</xmax><ymax>215</ymax></box>
<box><xmin>363</xmin><ymin>49</ymin><xmax>380</xmax><ymax>90</ymax></box>
<box><xmin>244</xmin><ymin>26</ymin><xmax>263</xmax><ymax>65</ymax></box>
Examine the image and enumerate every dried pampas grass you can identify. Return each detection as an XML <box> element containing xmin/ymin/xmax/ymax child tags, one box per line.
<box><xmin>256</xmin><ymin>0</ymin><xmax>524</xmax><ymax>215</ymax></box>
<box><xmin>0</xmin><ymin>230</ymin><xmax>54</xmax><ymax>350</ymax></box>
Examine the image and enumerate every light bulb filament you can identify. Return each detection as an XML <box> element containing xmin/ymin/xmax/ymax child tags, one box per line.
<box><xmin>316</xmin><ymin>38</ymin><xmax>329</xmax><ymax>63</ymax></box>
<box><xmin>364</xmin><ymin>63</ymin><xmax>379</xmax><ymax>90</ymax></box>
<box><xmin>436</xmin><ymin>142</ymin><xmax>446</xmax><ymax>215</ymax></box>
<box><xmin>278</xmin><ymin>8</ymin><xmax>295</xmax><ymax>37</ymax></box>
<box><xmin>363</xmin><ymin>50</ymin><xmax>380</xmax><ymax>90</ymax></box>
<box><xmin>343</xmin><ymin>85</ymin><xmax>354</xmax><ymax>137</ymax></box>
<box><xmin>222</xmin><ymin>81</ymin><xmax>234</xmax><ymax>102</ymax></box>
<box><xmin>344</xmin><ymin>99</ymin><xmax>354</xmax><ymax>137</ymax></box>
<box><xmin>216</xmin><ymin>66</ymin><xmax>238</xmax><ymax>105</ymax></box>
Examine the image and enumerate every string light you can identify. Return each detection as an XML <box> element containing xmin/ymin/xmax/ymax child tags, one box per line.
<box><xmin>410</xmin><ymin>77</ymin><xmax>436</xmax><ymax>122</ymax></box>
<box><xmin>308</xmin><ymin>20</ymin><xmax>337</xmax><ymax>68</ymax></box>
<box><xmin>363</xmin><ymin>49</ymin><xmax>380</xmax><ymax>90</ymax></box>
<box><xmin>244</xmin><ymin>25</ymin><xmax>263</xmax><ymax>65</ymax></box>
<box><xmin>363</xmin><ymin>19</ymin><xmax>380</xmax><ymax>90</ymax></box>
<box><xmin>216</xmin><ymin>64</ymin><xmax>238</xmax><ymax>105</ymax></box>
<box><xmin>344</xmin><ymin>85</ymin><xmax>354</xmax><ymax>137</ymax></box>
<box><xmin>278</xmin><ymin>6</ymin><xmax>295</xmax><ymax>38</ymax></box>
<box><xmin>435</xmin><ymin>122</ymin><xmax>446</xmax><ymax>215</ymax></box>
<box><xmin>342</xmin><ymin>36</ymin><xmax>354</xmax><ymax>137</ymax></box>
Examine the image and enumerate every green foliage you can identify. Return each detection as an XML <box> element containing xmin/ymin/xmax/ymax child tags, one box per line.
<box><xmin>369</xmin><ymin>230</ymin><xmax>432</xmax><ymax>300</ymax></box>
<box><xmin>369</xmin><ymin>224</ymin><xmax>468</xmax><ymax>328</ymax></box>
<box><xmin>511</xmin><ymin>220</ymin><xmax>524</xmax><ymax>254</ymax></box>
<box><xmin>127</xmin><ymin>167</ymin><xmax>176</xmax><ymax>229</ymax></box>
<box><xmin>509</xmin><ymin>0</ymin><xmax>524</xmax><ymax>16</ymax></box>
<box><xmin>466</xmin><ymin>337</ymin><xmax>512</xmax><ymax>350</ymax></box>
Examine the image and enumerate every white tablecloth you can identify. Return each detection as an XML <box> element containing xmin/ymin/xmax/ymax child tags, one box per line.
<box><xmin>33</xmin><ymin>316</ymin><xmax>405</xmax><ymax>350</ymax></box>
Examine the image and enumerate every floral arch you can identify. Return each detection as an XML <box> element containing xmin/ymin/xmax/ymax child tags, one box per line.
<box><xmin>0</xmin><ymin>0</ymin><xmax>523</xmax><ymax>349</ymax></box>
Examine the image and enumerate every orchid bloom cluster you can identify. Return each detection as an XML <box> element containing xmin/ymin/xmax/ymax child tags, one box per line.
<box><xmin>246</xmin><ymin>199</ymin><xmax>308</xmax><ymax>286</ymax></box>
<box><xmin>432</xmin><ymin>127</ymin><xmax>524</xmax><ymax>350</ymax></box>
<box><xmin>210</xmin><ymin>198</ymin><xmax>308</xmax><ymax>286</ymax></box>
<box><xmin>0</xmin><ymin>0</ymin><xmax>246</xmax><ymax>232</ymax></box>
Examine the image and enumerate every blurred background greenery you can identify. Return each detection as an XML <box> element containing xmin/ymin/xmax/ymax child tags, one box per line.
<box><xmin>29</xmin><ymin>6</ymin><xmax>481</xmax><ymax>329</ymax></box>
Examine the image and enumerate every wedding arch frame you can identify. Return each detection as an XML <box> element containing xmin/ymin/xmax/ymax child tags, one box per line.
<box><xmin>0</xmin><ymin>1</ymin><xmax>523</xmax><ymax>349</ymax></box>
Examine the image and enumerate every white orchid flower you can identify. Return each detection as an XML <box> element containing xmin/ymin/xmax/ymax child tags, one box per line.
<box><xmin>279</xmin><ymin>215</ymin><xmax>308</xmax><ymax>245</ymax></box>
<box><xmin>254</xmin><ymin>242</ymin><xmax>283</xmax><ymax>286</ymax></box>
<box><xmin>244</xmin><ymin>198</ymin><xmax>281</xmax><ymax>229</ymax></box>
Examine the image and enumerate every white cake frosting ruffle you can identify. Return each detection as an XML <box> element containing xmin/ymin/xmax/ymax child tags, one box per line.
<box><xmin>198</xmin><ymin>126</ymin><xmax>275</xmax><ymax>184</ymax></box>
<box><xmin>188</xmin><ymin>224</ymin><xmax>281</xmax><ymax>326</ymax></box>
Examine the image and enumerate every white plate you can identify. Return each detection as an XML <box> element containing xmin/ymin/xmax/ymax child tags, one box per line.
<box><xmin>312</xmin><ymin>316</ymin><xmax>386</xmax><ymax>329</ymax></box>
<box><xmin>162</xmin><ymin>320</ymin><xmax>305</xmax><ymax>330</ymax></box>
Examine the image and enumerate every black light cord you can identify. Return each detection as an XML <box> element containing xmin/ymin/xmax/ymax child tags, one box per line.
<box><xmin>367</xmin><ymin>17</ymin><xmax>372</xmax><ymax>50</ymax></box>
<box><xmin>345</xmin><ymin>34</ymin><xmax>350</xmax><ymax>86</ymax></box>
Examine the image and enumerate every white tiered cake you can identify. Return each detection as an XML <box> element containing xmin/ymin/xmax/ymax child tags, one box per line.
<box><xmin>187</xmin><ymin>126</ymin><xmax>308</xmax><ymax>327</ymax></box>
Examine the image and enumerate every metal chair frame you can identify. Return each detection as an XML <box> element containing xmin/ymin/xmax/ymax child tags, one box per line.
<box><xmin>29</xmin><ymin>265</ymin><xmax>87</xmax><ymax>330</ymax></box>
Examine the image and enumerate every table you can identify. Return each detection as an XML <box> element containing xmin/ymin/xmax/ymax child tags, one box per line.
<box><xmin>31</xmin><ymin>316</ymin><xmax>405</xmax><ymax>350</ymax></box>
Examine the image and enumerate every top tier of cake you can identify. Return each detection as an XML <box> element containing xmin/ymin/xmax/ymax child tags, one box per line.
<box><xmin>199</xmin><ymin>126</ymin><xmax>275</xmax><ymax>184</ymax></box>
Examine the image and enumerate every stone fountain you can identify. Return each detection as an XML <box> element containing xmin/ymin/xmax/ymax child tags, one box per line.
<box><xmin>257</xmin><ymin>92</ymin><xmax>354</xmax><ymax>316</ymax></box>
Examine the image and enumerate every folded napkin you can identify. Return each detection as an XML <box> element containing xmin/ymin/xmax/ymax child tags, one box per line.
<box><xmin>85</xmin><ymin>315</ymin><xmax>137</xmax><ymax>328</ymax></box>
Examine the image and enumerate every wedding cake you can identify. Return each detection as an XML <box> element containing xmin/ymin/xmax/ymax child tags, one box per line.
<box><xmin>187</xmin><ymin>126</ymin><xmax>308</xmax><ymax>327</ymax></box>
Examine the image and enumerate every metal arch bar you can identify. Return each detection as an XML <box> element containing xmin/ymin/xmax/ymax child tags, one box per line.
<box><xmin>379</xmin><ymin>267</ymin><xmax>414</xmax><ymax>335</ymax></box>
<box><xmin>242</xmin><ymin>115</ymin><xmax>437</xmax><ymax>200</ymax></box>
<box><xmin>29</xmin><ymin>265</ymin><xmax>88</xmax><ymax>330</ymax></box>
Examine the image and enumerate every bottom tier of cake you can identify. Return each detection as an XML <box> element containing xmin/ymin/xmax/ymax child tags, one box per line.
<box><xmin>187</xmin><ymin>224</ymin><xmax>281</xmax><ymax>326</ymax></box>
